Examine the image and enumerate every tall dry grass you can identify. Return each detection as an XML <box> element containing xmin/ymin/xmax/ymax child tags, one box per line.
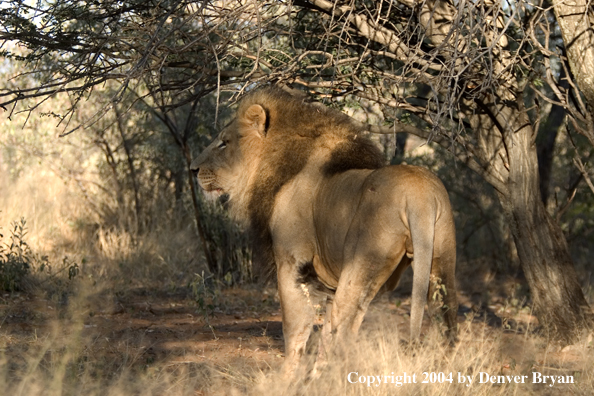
<box><xmin>2</xmin><ymin>293</ymin><xmax>592</xmax><ymax>396</ymax></box>
<box><xmin>0</xmin><ymin>152</ymin><xmax>205</xmax><ymax>288</ymax></box>
<box><xmin>0</xmin><ymin>149</ymin><xmax>209</xmax><ymax>395</ymax></box>
<box><xmin>262</xmin><ymin>322</ymin><xmax>593</xmax><ymax>396</ymax></box>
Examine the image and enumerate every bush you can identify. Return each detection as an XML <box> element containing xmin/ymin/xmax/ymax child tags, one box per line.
<box><xmin>0</xmin><ymin>218</ymin><xmax>33</xmax><ymax>292</ymax></box>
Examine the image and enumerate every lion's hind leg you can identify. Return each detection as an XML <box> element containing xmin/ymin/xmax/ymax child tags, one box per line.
<box><xmin>430</xmin><ymin>222</ymin><xmax>458</xmax><ymax>342</ymax></box>
<box><xmin>382</xmin><ymin>255</ymin><xmax>411</xmax><ymax>293</ymax></box>
<box><xmin>329</xmin><ymin>240</ymin><xmax>407</xmax><ymax>348</ymax></box>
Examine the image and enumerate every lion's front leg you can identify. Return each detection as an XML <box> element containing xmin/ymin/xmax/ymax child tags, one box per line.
<box><xmin>277</xmin><ymin>260</ymin><xmax>316</xmax><ymax>379</ymax></box>
<box><xmin>311</xmin><ymin>296</ymin><xmax>333</xmax><ymax>377</ymax></box>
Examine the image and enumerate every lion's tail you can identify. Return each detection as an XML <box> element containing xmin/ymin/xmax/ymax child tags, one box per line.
<box><xmin>407</xmin><ymin>204</ymin><xmax>437</xmax><ymax>341</ymax></box>
<box><xmin>408</xmin><ymin>200</ymin><xmax>458</xmax><ymax>342</ymax></box>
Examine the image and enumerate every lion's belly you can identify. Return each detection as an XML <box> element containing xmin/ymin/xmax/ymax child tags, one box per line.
<box><xmin>313</xmin><ymin>169</ymin><xmax>373</xmax><ymax>284</ymax></box>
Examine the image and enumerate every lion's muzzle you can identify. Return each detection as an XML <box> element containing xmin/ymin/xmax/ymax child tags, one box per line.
<box><xmin>197</xmin><ymin>168</ymin><xmax>221</xmax><ymax>193</ymax></box>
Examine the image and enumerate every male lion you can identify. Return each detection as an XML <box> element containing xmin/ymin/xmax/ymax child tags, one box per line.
<box><xmin>191</xmin><ymin>87</ymin><xmax>457</xmax><ymax>376</ymax></box>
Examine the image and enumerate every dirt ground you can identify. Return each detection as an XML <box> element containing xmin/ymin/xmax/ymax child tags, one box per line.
<box><xmin>0</xmin><ymin>287</ymin><xmax>284</xmax><ymax>372</ymax></box>
<box><xmin>0</xmin><ymin>284</ymin><xmax>592</xmax><ymax>395</ymax></box>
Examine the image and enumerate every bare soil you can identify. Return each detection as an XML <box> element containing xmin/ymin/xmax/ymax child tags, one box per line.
<box><xmin>0</xmin><ymin>284</ymin><xmax>591</xmax><ymax>394</ymax></box>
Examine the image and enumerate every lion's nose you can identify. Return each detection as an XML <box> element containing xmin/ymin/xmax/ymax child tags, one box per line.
<box><xmin>190</xmin><ymin>158</ymin><xmax>201</xmax><ymax>176</ymax></box>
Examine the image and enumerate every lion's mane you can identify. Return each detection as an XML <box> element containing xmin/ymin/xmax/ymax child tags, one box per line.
<box><xmin>236</xmin><ymin>88</ymin><xmax>385</xmax><ymax>274</ymax></box>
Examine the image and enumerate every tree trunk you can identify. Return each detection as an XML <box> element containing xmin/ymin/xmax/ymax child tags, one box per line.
<box><xmin>410</xmin><ymin>0</ymin><xmax>594</xmax><ymax>341</ymax></box>
<box><xmin>536</xmin><ymin>101</ymin><xmax>564</xmax><ymax>205</ymax></box>
<box><xmin>181</xmin><ymin>142</ymin><xmax>218</xmax><ymax>275</ymax></box>
<box><xmin>553</xmin><ymin>0</ymin><xmax>594</xmax><ymax>109</ymax></box>
<box><xmin>553</xmin><ymin>0</ymin><xmax>594</xmax><ymax>146</ymax></box>
<box><xmin>148</xmin><ymin>94</ymin><xmax>219</xmax><ymax>276</ymax></box>
<box><xmin>503</xmin><ymin>115</ymin><xmax>591</xmax><ymax>341</ymax></box>
<box><xmin>482</xmin><ymin>97</ymin><xmax>593</xmax><ymax>342</ymax></box>
<box><xmin>114</xmin><ymin>104</ymin><xmax>142</xmax><ymax>235</ymax></box>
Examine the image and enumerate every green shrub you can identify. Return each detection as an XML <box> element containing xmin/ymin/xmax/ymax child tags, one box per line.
<box><xmin>0</xmin><ymin>218</ymin><xmax>33</xmax><ymax>292</ymax></box>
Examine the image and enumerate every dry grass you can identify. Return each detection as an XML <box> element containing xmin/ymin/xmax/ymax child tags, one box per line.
<box><xmin>1</xmin><ymin>150</ymin><xmax>593</xmax><ymax>396</ymax></box>
<box><xmin>2</xmin><ymin>286</ymin><xmax>592</xmax><ymax>396</ymax></box>
<box><xmin>247</xmin><ymin>324</ymin><xmax>592</xmax><ymax>396</ymax></box>
<box><xmin>0</xmin><ymin>157</ymin><xmax>202</xmax><ymax>288</ymax></box>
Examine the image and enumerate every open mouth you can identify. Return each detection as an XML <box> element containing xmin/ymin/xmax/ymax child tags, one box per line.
<box><xmin>201</xmin><ymin>185</ymin><xmax>225</xmax><ymax>201</ymax></box>
<box><xmin>206</xmin><ymin>184</ymin><xmax>224</xmax><ymax>194</ymax></box>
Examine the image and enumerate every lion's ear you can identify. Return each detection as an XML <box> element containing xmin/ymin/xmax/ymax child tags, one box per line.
<box><xmin>242</xmin><ymin>104</ymin><xmax>267</xmax><ymax>138</ymax></box>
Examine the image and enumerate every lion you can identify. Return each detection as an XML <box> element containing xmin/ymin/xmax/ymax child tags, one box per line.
<box><xmin>190</xmin><ymin>87</ymin><xmax>457</xmax><ymax>376</ymax></box>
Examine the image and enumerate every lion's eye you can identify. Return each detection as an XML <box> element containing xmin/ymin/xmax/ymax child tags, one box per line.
<box><xmin>218</xmin><ymin>140</ymin><xmax>227</xmax><ymax>149</ymax></box>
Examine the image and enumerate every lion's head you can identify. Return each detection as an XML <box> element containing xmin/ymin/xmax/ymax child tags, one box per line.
<box><xmin>190</xmin><ymin>104</ymin><xmax>264</xmax><ymax>203</ymax></box>
<box><xmin>190</xmin><ymin>87</ymin><xmax>384</xmax><ymax>225</ymax></box>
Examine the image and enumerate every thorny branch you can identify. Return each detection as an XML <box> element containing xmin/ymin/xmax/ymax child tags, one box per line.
<box><xmin>1</xmin><ymin>0</ymin><xmax>593</xmax><ymax>193</ymax></box>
